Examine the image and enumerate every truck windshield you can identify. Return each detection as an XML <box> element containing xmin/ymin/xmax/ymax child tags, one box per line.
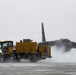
<box><xmin>2</xmin><ymin>41</ymin><xmax>13</xmax><ymax>52</ymax></box>
<box><xmin>3</xmin><ymin>42</ymin><xmax>13</xmax><ymax>48</ymax></box>
<box><xmin>3</xmin><ymin>42</ymin><xmax>8</xmax><ymax>47</ymax></box>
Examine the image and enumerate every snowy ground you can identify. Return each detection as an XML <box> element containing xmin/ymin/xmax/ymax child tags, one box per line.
<box><xmin>0</xmin><ymin>60</ymin><xmax>76</xmax><ymax>75</ymax></box>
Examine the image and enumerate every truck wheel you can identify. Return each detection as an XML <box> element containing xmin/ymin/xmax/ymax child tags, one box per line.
<box><xmin>17</xmin><ymin>58</ymin><xmax>20</xmax><ymax>62</ymax></box>
<box><xmin>17</xmin><ymin>55</ymin><xmax>21</xmax><ymax>62</ymax></box>
<box><xmin>3</xmin><ymin>55</ymin><xmax>10</xmax><ymax>62</ymax></box>
<box><xmin>0</xmin><ymin>53</ymin><xmax>2</xmax><ymax>57</ymax></box>
<box><xmin>29</xmin><ymin>54</ymin><xmax>39</xmax><ymax>62</ymax></box>
<box><xmin>3</xmin><ymin>57</ymin><xmax>10</xmax><ymax>62</ymax></box>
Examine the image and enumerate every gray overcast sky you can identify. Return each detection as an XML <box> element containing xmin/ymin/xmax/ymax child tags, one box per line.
<box><xmin>0</xmin><ymin>0</ymin><xmax>76</xmax><ymax>43</ymax></box>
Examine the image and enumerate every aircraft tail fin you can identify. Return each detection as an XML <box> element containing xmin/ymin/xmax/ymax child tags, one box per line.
<box><xmin>41</xmin><ymin>22</ymin><xmax>46</xmax><ymax>42</ymax></box>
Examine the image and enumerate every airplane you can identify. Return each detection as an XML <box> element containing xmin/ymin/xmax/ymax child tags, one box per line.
<box><xmin>40</xmin><ymin>23</ymin><xmax>76</xmax><ymax>53</ymax></box>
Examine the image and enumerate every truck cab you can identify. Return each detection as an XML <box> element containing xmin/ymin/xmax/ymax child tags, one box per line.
<box><xmin>1</xmin><ymin>41</ymin><xmax>13</xmax><ymax>53</ymax></box>
<box><xmin>1</xmin><ymin>41</ymin><xmax>13</xmax><ymax>61</ymax></box>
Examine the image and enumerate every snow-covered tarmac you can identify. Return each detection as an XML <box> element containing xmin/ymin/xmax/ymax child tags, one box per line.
<box><xmin>0</xmin><ymin>60</ymin><xmax>76</xmax><ymax>75</ymax></box>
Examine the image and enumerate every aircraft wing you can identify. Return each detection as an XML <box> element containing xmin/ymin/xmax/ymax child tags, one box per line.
<box><xmin>39</xmin><ymin>39</ymin><xmax>76</xmax><ymax>52</ymax></box>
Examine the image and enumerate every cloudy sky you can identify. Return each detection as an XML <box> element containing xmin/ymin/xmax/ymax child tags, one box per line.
<box><xmin>0</xmin><ymin>0</ymin><xmax>76</xmax><ymax>43</ymax></box>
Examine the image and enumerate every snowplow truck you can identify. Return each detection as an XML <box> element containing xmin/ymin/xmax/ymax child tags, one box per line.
<box><xmin>0</xmin><ymin>23</ymin><xmax>52</xmax><ymax>62</ymax></box>
<box><xmin>1</xmin><ymin>39</ymin><xmax>51</xmax><ymax>62</ymax></box>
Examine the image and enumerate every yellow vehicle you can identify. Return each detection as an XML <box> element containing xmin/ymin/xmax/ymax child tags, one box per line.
<box><xmin>1</xmin><ymin>39</ymin><xmax>51</xmax><ymax>62</ymax></box>
<box><xmin>0</xmin><ymin>23</ymin><xmax>52</xmax><ymax>62</ymax></box>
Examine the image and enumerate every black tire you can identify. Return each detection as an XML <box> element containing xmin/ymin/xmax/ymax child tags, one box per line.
<box><xmin>3</xmin><ymin>56</ymin><xmax>10</xmax><ymax>62</ymax></box>
<box><xmin>17</xmin><ymin>55</ymin><xmax>21</xmax><ymax>62</ymax></box>
<box><xmin>0</xmin><ymin>53</ymin><xmax>2</xmax><ymax>57</ymax></box>
<box><xmin>17</xmin><ymin>58</ymin><xmax>20</xmax><ymax>62</ymax></box>
<box><xmin>29</xmin><ymin>54</ymin><xmax>39</xmax><ymax>62</ymax></box>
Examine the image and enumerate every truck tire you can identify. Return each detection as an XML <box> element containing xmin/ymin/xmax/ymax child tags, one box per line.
<box><xmin>29</xmin><ymin>54</ymin><xmax>39</xmax><ymax>62</ymax></box>
<box><xmin>0</xmin><ymin>53</ymin><xmax>2</xmax><ymax>57</ymax></box>
<box><xmin>3</xmin><ymin>55</ymin><xmax>10</xmax><ymax>62</ymax></box>
<box><xmin>17</xmin><ymin>55</ymin><xmax>21</xmax><ymax>62</ymax></box>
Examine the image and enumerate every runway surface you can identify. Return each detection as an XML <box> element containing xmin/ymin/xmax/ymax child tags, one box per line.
<box><xmin>0</xmin><ymin>60</ymin><xmax>76</xmax><ymax>75</ymax></box>
<box><xmin>0</xmin><ymin>48</ymin><xmax>76</xmax><ymax>75</ymax></box>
